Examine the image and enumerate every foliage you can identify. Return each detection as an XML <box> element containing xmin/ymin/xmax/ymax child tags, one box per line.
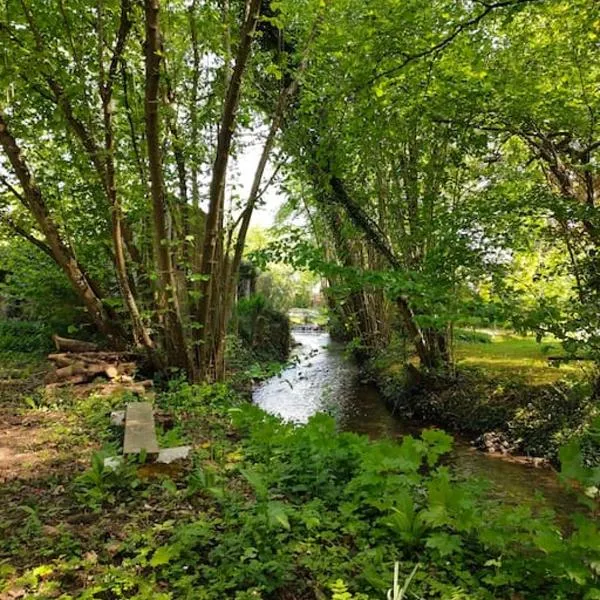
<box><xmin>559</xmin><ymin>417</ymin><xmax>600</xmax><ymax>505</ymax></box>
<box><xmin>235</xmin><ymin>295</ymin><xmax>291</xmax><ymax>363</ymax></box>
<box><xmin>73</xmin><ymin>451</ymin><xmax>142</xmax><ymax>511</ymax></box>
<box><xmin>246</xmin><ymin>227</ymin><xmax>321</xmax><ymax>312</ymax></box>
<box><xmin>0</xmin><ymin>241</ymin><xmax>87</xmax><ymax>335</ymax></box>
<box><xmin>3</xmin><ymin>375</ymin><xmax>600</xmax><ymax>599</ymax></box>
<box><xmin>0</xmin><ymin>320</ymin><xmax>52</xmax><ymax>353</ymax></box>
<box><xmin>453</xmin><ymin>329</ymin><xmax>492</xmax><ymax>345</ymax></box>
<box><xmin>372</xmin><ymin>343</ymin><xmax>599</xmax><ymax>464</ymax></box>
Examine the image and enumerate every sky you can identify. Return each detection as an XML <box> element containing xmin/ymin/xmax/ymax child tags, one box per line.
<box><xmin>227</xmin><ymin>124</ymin><xmax>287</xmax><ymax>229</ymax></box>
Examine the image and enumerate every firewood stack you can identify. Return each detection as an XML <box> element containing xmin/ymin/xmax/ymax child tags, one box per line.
<box><xmin>45</xmin><ymin>335</ymin><xmax>152</xmax><ymax>394</ymax></box>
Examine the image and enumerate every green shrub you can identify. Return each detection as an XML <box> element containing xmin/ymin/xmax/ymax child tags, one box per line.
<box><xmin>508</xmin><ymin>379</ymin><xmax>599</xmax><ymax>460</ymax></box>
<box><xmin>453</xmin><ymin>328</ymin><xmax>492</xmax><ymax>344</ymax></box>
<box><xmin>234</xmin><ymin>295</ymin><xmax>290</xmax><ymax>362</ymax></box>
<box><xmin>375</xmin><ymin>363</ymin><xmax>600</xmax><ymax>464</ymax></box>
<box><xmin>139</xmin><ymin>403</ymin><xmax>600</xmax><ymax>599</ymax></box>
<box><xmin>7</xmin><ymin>381</ymin><xmax>600</xmax><ymax>599</ymax></box>
<box><xmin>0</xmin><ymin>320</ymin><xmax>52</xmax><ymax>353</ymax></box>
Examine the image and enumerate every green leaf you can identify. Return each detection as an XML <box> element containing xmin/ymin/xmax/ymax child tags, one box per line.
<box><xmin>240</xmin><ymin>467</ymin><xmax>268</xmax><ymax>498</ymax></box>
<box><xmin>425</xmin><ymin>532</ymin><xmax>462</xmax><ymax>557</ymax></box>
<box><xmin>267</xmin><ymin>501</ymin><xmax>290</xmax><ymax>530</ymax></box>
<box><xmin>150</xmin><ymin>544</ymin><xmax>180</xmax><ymax>567</ymax></box>
<box><xmin>162</xmin><ymin>479</ymin><xmax>178</xmax><ymax>495</ymax></box>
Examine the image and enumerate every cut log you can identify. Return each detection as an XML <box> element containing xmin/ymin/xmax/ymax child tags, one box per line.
<box><xmin>47</xmin><ymin>354</ymin><xmax>76</xmax><ymax>368</ymax></box>
<box><xmin>116</xmin><ymin>362</ymin><xmax>137</xmax><ymax>376</ymax></box>
<box><xmin>45</xmin><ymin>361</ymin><xmax>120</xmax><ymax>384</ymax></box>
<box><xmin>48</xmin><ymin>352</ymin><xmax>136</xmax><ymax>366</ymax></box>
<box><xmin>105</xmin><ymin>365</ymin><xmax>119</xmax><ymax>380</ymax></box>
<box><xmin>123</xmin><ymin>402</ymin><xmax>159</xmax><ymax>456</ymax></box>
<box><xmin>52</xmin><ymin>335</ymin><xmax>98</xmax><ymax>353</ymax></box>
<box><xmin>45</xmin><ymin>361</ymin><xmax>86</xmax><ymax>383</ymax></box>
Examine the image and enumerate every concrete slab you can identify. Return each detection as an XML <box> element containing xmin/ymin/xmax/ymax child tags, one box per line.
<box><xmin>123</xmin><ymin>402</ymin><xmax>159</xmax><ymax>455</ymax></box>
<box><xmin>157</xmin><ymin>446</ymin><xmax>192</xmax><ymax>464</ymax></box>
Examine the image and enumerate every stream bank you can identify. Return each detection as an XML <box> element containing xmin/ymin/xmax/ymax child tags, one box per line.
<box><xmin>366</xmin><ymin>346</ymin><xmax>599</xmax><ymax>467</ymax></box>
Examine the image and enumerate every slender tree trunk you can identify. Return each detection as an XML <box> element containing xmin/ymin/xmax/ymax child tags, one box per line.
<box><xmin>98</xmin><ymin>0</ymin><xmax>154</xmax><ymax>350</ymax></box>
<box><xmin>196</xmin><ymin>0</ymin><xmax>262</xmax><ymax>380</ymax></box>
<box><xmin>102</xmin><ymin>96</ymin><xmax>154</xmax><ymax>349</ymax></box>
<box><xmin>143</xmin><ymin>0</ymin><xmax>189</xmax><ymax>370</ymax></box>
<box><xmin>214</xmin><ymin>76</ymin><xmax>304</xmax><ymax>376</ymax></box>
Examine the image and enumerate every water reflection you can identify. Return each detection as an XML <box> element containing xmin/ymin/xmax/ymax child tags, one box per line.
<box><xmin>253</xmin><ymin>332</ymin><xmax>574</xmax><ymax>514</ymax></box>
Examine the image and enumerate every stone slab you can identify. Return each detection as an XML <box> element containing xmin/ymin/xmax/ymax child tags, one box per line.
<box><xmin>157</xmin><ymin>446</ymin><xmax>192</xmax><ymax>464</ymax></box>
<box><xmin>123</xmin><ymin>402</ymin><xmax>159</xmax><ymax>455</ymax></box>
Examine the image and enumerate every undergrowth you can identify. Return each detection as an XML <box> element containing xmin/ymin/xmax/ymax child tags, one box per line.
<box><xmin>369</xmin><ymin>333</ymin><xmax>599</xmax><ymax>463</ymax></box>
<box><xmin>1</xmin><ymin>381</ymin><xmax>599</xmax><ymax>599</ymax></box>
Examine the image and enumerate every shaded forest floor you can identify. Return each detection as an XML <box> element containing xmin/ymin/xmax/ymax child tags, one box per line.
<box><xmin>0</xmin><ymin>360</ymin><xmax>244</xmax><ymax>598</ymax></box>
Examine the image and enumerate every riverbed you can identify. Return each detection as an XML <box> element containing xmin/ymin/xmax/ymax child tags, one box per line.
<box><xmin>253</xmin><ymin>332</ymin><xmax>574</xmax><ymax>515</ymax></box>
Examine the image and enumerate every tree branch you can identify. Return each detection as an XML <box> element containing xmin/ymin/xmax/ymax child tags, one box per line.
<box><xmin>362</xmin><ymin>0</ymin><xmax>543</xmax><ymax>89</ymax></box>
<box><xmin>0</xmin><ymin>212</ymin><xmax>54</xmax><ymax>258</ymax></box>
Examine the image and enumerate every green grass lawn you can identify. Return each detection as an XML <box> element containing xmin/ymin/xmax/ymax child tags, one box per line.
<box><xmin>455</xmin><ymin>332</ymin><xmax>590</xmax><ymax>384</ymax></box>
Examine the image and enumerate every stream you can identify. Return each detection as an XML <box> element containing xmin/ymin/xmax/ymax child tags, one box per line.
<box><xmin>253</xmin><ymin>332</ymin><xmax>574</xmax><ymax>515</ymax></box>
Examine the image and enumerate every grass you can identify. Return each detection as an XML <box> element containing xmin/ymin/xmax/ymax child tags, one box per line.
<box><xmin>454</xmin><ymin>331</ymin><xmax>591</xmax><ymax>385</ymax></box>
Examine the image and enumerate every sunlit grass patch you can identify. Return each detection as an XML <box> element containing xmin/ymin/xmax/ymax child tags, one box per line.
<box><xmin>455</xmin><ymin>332</ymin><xmax>590</xmax><ymax>384</ymax></box>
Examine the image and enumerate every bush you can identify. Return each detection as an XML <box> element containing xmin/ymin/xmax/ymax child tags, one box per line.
<box><xmin>453</xmin><ymin>328</ymin><xmax>492</xmax><ymax>344</ymax></box>
<box><xmin>141</xmin><ymin>401</ymin><xmax>600</xmax><ymax>599</ymax></box>
<box><xmin>235</xmin><ymin>295</ymin><xmax>290</xmax><ymax>362</ymax></box>
<box><xmin>375</xmin><ymin>365</ymin><xmax>600</xmax><ymax>464</ymax></box>
<box><xmin>507</xmin><ymin>379</ymin><xmax>599</xmax><ymax>460</ymax></box>
<box><xmin>0</xmin><ymin>320</ymin><xmax>53</xmax><ymax>353</ymax></box>
<box><xmin>0</xmin><ymin>240</ymin><xmax>88</xmax><ymax>334</ymax></box>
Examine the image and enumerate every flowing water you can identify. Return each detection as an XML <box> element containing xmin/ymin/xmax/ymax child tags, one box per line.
<box><xmin>253</xmin><ymin>332</ymin><xmax>575</xmax><ymax>515</ymax></box>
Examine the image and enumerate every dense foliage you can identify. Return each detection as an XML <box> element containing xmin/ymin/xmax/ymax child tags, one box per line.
<box><xmin>2</xmin><ymin>382</ymin><xmax>599</xmax><ymax>599</ymax></box>
<box><xmin>1</xmin><ymin>1</ymin><xmax>600</xmax><ymax>597</ymax></box>
<box><xmin>1</xmin><ymin>0</ymin><xmax>598</xmax><ymax>377</ymax></box>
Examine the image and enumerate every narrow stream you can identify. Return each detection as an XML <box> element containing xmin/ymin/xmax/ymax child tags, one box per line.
<box><xmin>253</xmin><ymin>332</ymin><xmax>574</xmax><ymax>515</ymax></box>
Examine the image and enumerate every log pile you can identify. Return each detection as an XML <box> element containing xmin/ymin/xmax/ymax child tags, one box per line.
<box><xmin>45</xmin><ymin>336</ymin><xmax>152</xmax><ymax>393</ymax></box>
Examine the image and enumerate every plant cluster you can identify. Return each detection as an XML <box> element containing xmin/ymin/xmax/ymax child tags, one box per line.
<box><xmin>4</xmin><ymin>382</ymin><xmax>599</xmax><ymax>599</ymax></box>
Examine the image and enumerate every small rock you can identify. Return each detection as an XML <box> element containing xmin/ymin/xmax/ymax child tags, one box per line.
<box><xmin>157</xmin><ymin>446</ymin><xmax>192</xmax><ymax>464</ymax></box>
<box><xmin>103</xmin><ymin>456</ymin><xmax>124</xmax><ymax>471</ymax></box>
<box><xmin>110</xmin><ymin>410</ymin><xmax>125</xmax><ymax>427</ymax></box>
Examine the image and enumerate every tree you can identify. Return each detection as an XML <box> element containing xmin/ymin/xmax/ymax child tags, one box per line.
<box><xmin>0</xmin><ymin>0</ymin><xmax>318</xmax><ymax>380</ymax></box>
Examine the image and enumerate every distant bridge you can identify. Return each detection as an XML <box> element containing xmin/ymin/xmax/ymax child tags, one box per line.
<box><xmin>291</xmin><ymin>324</ymin><xmax>325</xmax><ymax>334</ymax></box>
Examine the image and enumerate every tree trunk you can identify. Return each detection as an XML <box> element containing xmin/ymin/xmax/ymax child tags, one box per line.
<box><xmin>326</xmin><ymin>174</ymin><xmax>442</xmax><ymax>368</ymax></box>
<box><xmin>195</xmin><ymin>0</ymin><xmax>262</xmax><ymax>380</ymax></box>
<box><xmin>143</xmin><ymin>0</ymin><xmax>189</xmax><ymax>371</ymax></box>
<box><xmin>98</xmin><ymin>0</ymin><xmax>154</xmax><ymax>351</ymax></box>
